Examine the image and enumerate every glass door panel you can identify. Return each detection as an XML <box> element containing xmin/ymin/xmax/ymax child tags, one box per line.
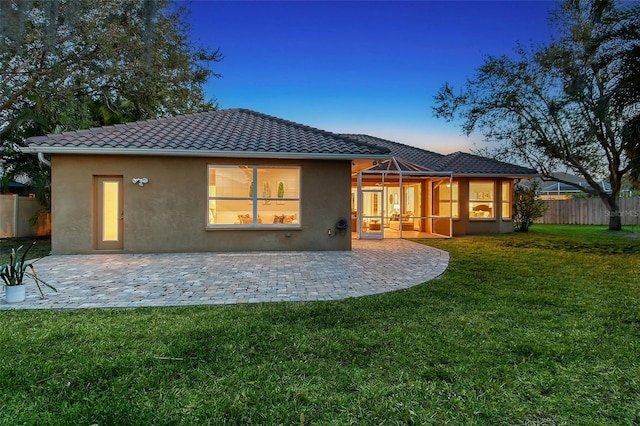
<box><xmin>94</xmin><ymin>176</ymin><xmax>124</xmax><ymax>250</ymax></box>
<box><xmin>361</xmin><ymin>189</ymin><xmax>384</xmax><ymax>239</ymax></box>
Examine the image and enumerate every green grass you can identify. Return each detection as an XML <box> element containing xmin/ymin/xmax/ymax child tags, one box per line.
<box><xmin>1</xmin><ymin>226</ymin><xmax>639</xmax><ymax>425</ymax></box>
<box><xmin>0</xmin><ymin>236</ymin><xmax>52</xmax><ymax>264</ymax></box>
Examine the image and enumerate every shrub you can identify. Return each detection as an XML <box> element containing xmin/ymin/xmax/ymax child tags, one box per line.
<box><xmin>513</xmin><ymin>181</ymin><xmax>548</xmax><ymax>232</ymax></box>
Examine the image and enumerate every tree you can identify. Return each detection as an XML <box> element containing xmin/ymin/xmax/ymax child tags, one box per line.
<box><xmin>513</xmin><ymin>181</ymin><xmax>548</xmax><ymax>232</ymax></box>
<box><xmin>0</xmin><ymin>0</ymin><xmax>222</xmax><ymax>188</ymax></box>
<box><xmin>433</xmin><ymin>0</ymin><xmax>640</xmax><ymax>231</ymax></box>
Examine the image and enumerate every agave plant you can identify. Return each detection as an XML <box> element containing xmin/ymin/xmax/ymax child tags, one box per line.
<box><xmin>0</xmin><ymin>241</ymin><xmax>56</xmax><ymax>299</ymax></box>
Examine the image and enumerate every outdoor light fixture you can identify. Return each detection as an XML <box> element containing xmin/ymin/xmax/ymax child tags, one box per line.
<box><xmin>132</xmin><ymin>177</ymin><xmax>149</xmax><ymax>187</ymax></box>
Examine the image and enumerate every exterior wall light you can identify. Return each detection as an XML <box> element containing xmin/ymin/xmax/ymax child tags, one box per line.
<box><xmin>132</xmin><ymin>177</ymin><xmax>149</xmax><ymax>187</ymax></box>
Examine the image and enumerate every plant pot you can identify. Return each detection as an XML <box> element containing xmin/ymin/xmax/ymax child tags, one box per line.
<box><xmin>5</xmin><ymin>285</ymin><xmax>26</xmax><ymax>303</ymax></box>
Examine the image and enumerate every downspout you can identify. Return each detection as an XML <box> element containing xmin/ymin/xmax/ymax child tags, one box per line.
<box><xmin>37</xmin><ymin>152</ymin><xmax>51</xmax><ymax>167</ymax></box>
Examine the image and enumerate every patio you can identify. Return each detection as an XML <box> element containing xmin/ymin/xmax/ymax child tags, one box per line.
<box><xmin>1</xmin><ymin>239</ymin><xmax>448</xmax><ymax>310</ymax></box>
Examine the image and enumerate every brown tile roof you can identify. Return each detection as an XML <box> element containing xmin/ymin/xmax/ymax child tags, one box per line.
<box><xmin>344</xmin><ymin>134</ymin><xmax>445</xmax><ymax>168</ymax></box>
<box><xmin>346</xmin><ymin>134</ymin><xmax>536</xmax><ymax>177</ymax></box>
<box><xmin>433</xmin><ymin>151</ymin><xmax>537</xmax><ymax>176</ymax></box>
<box><xmin>25</xmin><ymin>109</ymin><xmax>390</xmax><ymax>158</ymax></box>
<box><xmin>25</xmin><ymin>108</ymin><xmax>536</xmax><ymax>176</ymax></box>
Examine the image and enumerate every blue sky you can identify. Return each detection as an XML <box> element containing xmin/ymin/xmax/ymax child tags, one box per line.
<box><xmin>185</xmin><ymin>1</ymin><xmax>559</xmax><ymax>153</ymax></box>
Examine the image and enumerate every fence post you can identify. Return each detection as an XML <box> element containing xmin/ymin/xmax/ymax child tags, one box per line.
<box><xmin>13</xmin><ymin>194</ymin><xmax>19</xmax><ymax>238</ymax></box>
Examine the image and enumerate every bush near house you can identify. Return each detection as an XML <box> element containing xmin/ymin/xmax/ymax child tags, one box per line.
<box><xmin>513</xmin><ymin>180</ymin><xmax>548</xmax><ymax>232</ymax></box>
<box><xmin>0</xmin><ymin>226</ymin><xmax>638</xmax><ymax>425</ymax></box>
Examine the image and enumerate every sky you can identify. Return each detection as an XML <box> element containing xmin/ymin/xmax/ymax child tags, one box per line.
<box><xmin>184</xmin><ymin>0</ymin><xmax>560</xmax><ymax>154</ymax></box>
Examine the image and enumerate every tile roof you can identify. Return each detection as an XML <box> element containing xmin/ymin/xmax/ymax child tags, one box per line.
<box><xmin>346</xmin><ymin>134</ymin><xmax>536</xmax><ymax>177</ymax></box>
<box><xmin>344</xmin><ymin>134</ymin><xmax>444</xmax><ymax>168</ymax></box>
<box><xmin>25</xmin><ymin>109</ymin><xmax>390</xmax><ymax>158</ymax></box>
<box><xmin>432</xmin><ymin>151</ymin><xmax>538</xmax><ymax>176</ymax></box>
<box><xmin>25</xmin><ymin>108</ymin><xmax>536</xmax><ymax>176</ymax></box>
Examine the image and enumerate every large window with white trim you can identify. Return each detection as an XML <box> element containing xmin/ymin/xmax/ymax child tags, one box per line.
<box><xmin>207</xmin><ymin>165</ymin><xmax>300</xmax><ymax>227</ymax></box>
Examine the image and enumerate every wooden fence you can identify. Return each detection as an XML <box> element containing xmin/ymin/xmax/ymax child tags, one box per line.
<box><xmin>538</xmin><ymin>197</ymin><xmax>640</xmax><ymax>226</ymax></box>
<box><xmin>0</xmin><ymin>194</ymin><xmax>51</xmax><ymax>238</ymax></box>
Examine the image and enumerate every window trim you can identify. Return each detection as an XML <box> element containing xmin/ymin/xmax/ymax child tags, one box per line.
<box><xmin>207</xmin><ymin>165</ymin><xmax>301</xmax><ymax>229</ymax></box>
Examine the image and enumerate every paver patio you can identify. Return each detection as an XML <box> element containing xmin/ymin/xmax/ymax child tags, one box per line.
<box><xmin>0</xmin><ymin>239</ymin><xmax>448</xmax><ymax>310</ymax></box>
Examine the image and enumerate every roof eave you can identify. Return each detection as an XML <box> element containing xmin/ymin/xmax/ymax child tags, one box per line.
<box><xmin>22</xmin><ymin>146</ymin><xmax>391</xmax><ymax>160</ymax></box>
<box><xmin>451</xmin><ymin>173</ymin><xmax>539</xmax><ymax>178</ymax></box>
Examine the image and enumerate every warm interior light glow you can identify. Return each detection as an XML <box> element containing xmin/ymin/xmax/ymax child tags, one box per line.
<box><xmin>207</xmin><ymin>165</ymin><xmax>301</xmax><ymax>226</ymax></box>
<box><xmin>103</xmin><ymin>181</ymin><xmax>119</xmax><ymax>241</ymax></box>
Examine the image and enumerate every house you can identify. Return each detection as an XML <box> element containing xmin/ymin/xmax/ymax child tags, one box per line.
<box><xmin>533</xmin><ymin>172</ymin><xmax>612</xmax><ymax>200</ymax></box>
<box><xmin>23</xmin><ymin>109</ymin><xmax>536</xmax><ymax>254</ymax></box>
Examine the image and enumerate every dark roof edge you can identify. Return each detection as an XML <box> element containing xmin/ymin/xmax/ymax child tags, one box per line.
<box><xmin>20</xmin><ymin>145</ymin><xmax>392</xmax><ymax>160</ymax></box>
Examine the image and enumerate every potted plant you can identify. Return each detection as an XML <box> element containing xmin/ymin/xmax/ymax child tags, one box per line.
<box><xmin>1</xmin><ymin>241</ymin><xmax>56</xmax><ymax>303</ymax></box>
<box><xmin>277</xmin><ymin>181</ymin><xmax>285</xmax><ymax>204</ymax></box>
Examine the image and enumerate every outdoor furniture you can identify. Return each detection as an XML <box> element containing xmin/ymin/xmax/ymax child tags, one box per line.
<box><xmin>389</xmin><ymin>220</ymin><xmax>414</xmax><ymax>231</ymax></box>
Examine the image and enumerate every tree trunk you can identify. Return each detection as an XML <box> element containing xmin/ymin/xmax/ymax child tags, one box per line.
<box><xmin>609</xmin><ymin>212</ymin><xmax>622</xmax><ymax>230</ymax></box>
<box><xmin>604</xmin><ymin>196</ymin><xmax>622</xmax><ymax>231</ymax></box>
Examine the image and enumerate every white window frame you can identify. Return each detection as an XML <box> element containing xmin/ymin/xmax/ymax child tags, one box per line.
<box><xmin>207</xmin><ymin>165</ymin><xmax>301</xmax><ymax>229</ymax></box>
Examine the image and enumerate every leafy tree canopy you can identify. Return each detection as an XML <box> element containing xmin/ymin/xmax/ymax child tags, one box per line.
<box><xmin>0</xmin><ymin>0</ymin><xmax>222</xmax><ymax>189</ymax></box>
<box><xmin>434</xmin><ymin>0</ymin><xmax>640</xmax><ymax>230</ymax></box>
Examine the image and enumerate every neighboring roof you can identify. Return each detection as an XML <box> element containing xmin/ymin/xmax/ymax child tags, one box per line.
<box><xmin>540</xmin><ymin>181</ymin><xmax>585</xmax><ymax>193</ymax></box>
<box><xmin>24</xmin><ymin>109</ymin><xmax>390</xmax><ymax>160</ymax></box>
<box><xmin>536</xmin><ymin>173</ymin><xmax>612</xmax><ymax>194</ymax></box>
<box><xmin>346</xmin><ymin>134</ymin><xmax>537</xmax><ymax>177</ymax></box>
<box><xmin>540</xmin><ymin>172</ymin><xmax>587</xmax><ymax>185</ymax></box>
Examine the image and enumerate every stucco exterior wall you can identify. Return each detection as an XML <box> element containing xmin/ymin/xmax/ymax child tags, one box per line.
<box><xmin>51</xmin><ymin>155</ymin><xmax>352</xmax><ymax>254</ymax></box>
<box><xmin>452</xmin><ymin>177</ymin><xmax>515</xmax><ymax>236</ymax></box>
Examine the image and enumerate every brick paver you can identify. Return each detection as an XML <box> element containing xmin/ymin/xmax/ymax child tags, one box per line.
<box><xmin>1</xmin><ymin>239</ymin><xmax>448</xmax><ymax>310</ymax></box>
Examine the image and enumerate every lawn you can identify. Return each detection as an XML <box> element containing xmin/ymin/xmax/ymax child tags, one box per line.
<box><xmin>1</xmin><ymin>225</ymin><xmax>639</xmax><ymax>425</ymax></box>
<box><xmin>0</xmin><ymin>236</ymin><xmax>52</xmax><ymax>263</ymax></box>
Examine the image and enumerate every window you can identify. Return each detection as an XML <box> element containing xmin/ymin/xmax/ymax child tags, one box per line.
<box><xmin>432</xmin><ymin>181</ymin><xmax>459</xmax><ymax>218</ymax></box>
<box><xmin>469</xmin><ymin>181</ymin><xmax>495</xmax><ymax>219</ymax></box>
<box><xmin>501</xmin><ymin>181</ymin><xmax>512</xmax><ymax>219</ymax></box>
<box><xmin>207</xmin><ymin>165</ymin><xmax>300</xmax><ymax>227</ymax></box>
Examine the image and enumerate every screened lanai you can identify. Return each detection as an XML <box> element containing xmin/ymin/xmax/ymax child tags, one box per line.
<box><xmin>351</xmin><ymin>157</ymin><xmax>455</xmax><ymax>239</ymax></box>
